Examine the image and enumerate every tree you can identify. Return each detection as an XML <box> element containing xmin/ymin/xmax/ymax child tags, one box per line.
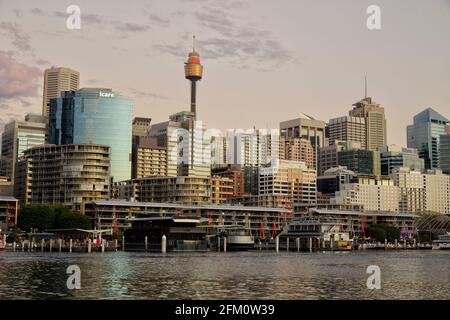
<box><xmin>17</xmin><ymin>204</ymin><xmax>91</xmax><ymax>232</ymax></box>
<box><xmin>365</xmin><ymin>225</ymin><xmax>386</xmax><ymax>242</ymax></box>
<box><xmin>365</xmin><ymin>224</ymin><xmax>400</xmax><ymax>242</ymax></box>
<box><xmin>55</xmin><ymin>211</ymin><xmax>91</xmax><ymax>230</ymax></box>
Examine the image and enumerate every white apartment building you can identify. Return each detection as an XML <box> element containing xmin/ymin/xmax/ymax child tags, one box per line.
<box><xmin>259</xmin><ymin>160</ymin><xmax>317</xmax><ymax>205</ymax></box>
<box><xmin>332</xmin><ymin>177</ymin><xmax>400</xmax><ymax>212</ymax></box>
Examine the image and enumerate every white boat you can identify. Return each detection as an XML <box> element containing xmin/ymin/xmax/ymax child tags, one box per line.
<box><xmin>432</xmin><ymin>233</ymin><xmax>450</xmax><ymax>250</ymax></box>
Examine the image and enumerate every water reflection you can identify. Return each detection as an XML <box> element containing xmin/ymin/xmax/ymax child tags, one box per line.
<box><xmin>0</xmin><ymin>251</ymin><xmax>448</xmax><ymax>300</ymax></box>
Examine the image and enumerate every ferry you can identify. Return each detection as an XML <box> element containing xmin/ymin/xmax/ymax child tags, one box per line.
<box><xmin>334</xmin><ymin>240</ymin><xmax>353</xmax><ymax>251</ymax></box>
<box><xmin>226</xmin><ymin>230</ymin><xmax>255</xmax><ymax>251</ymax></box>
<box><xmin>432</xmin><ymin>233</ymin><xmax>450</xmax><ymax>250</ymax></box>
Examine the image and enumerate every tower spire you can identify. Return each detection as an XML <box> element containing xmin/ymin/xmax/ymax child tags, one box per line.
<box><xmin>365</xmin><ymin>75</ymin><xmax>367</xmax><ymax>98</ymax></box>
<box><xmin>193</xmin><ymin>35</ymin><xmax>196</xmax><ymax>51</ymax></box>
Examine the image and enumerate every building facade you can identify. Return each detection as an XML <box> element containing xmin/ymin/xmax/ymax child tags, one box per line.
<box><xmin>337</xmin><ymin>149</ymin><xmax>381</xmax><ymax>176</ymax></box>
<box><xmin>16</xmin><ymin>144</ymin><xmax>111</xmax><ymax>210</ymax></box>
<box><xmin>440</xmin><ymin>130</ymin><xmax>450</xmax><ymax>174</ymax></box>
<box><xmin>282</xmin><ymin>137</ymin><xmax>315</xmax><ymax>169</ymax></box>
<box><xmin>42</xmin><ymin>67</ymin><xmax>80</xmax><ymax>118</ymax></box>
<box><xmin>349</xmin><ymin>97</ymin><xmax>387</xmax><ymax>151</ymax></box>
<box><xmin>259</xmin><ymin>160</ymin><xmax>317</xmax><ymax>205</ymax></box>
<box><xmin>380</xmin><ymin>145</ymin><xmax>424</xmax><ymax>175</ymax></box>
<box><xmin>211</xmin><ymin>176</ymin><xmax>234</xmax><ymax>204</ymax></box>
<box><xmin>0</xmin><ymin>114</ymin><xmax>47</xmax><ymax>182</ymax></box>
<box><xmin>132</xmin><ymin>137</ymin><xmax>168</xmax><ymax>179</ymax></box>
<box><xmin>48</xmin><ymin>88</ymin><xmax>132</xmax><ymax>182</ymax></box>
<box><xmin>332</xmin><ymin>176</ymin><xmax>400</xmax><ymax>212</ymax></box>
<box><xmin>328</xmin><ymin>116</ymin><xmax>366</xmax><ymax>149</ymax></box>
<box><xmin>0</xmin><ymin>196</ymin><xmax>18</xmax><ymax>231</ymax></box>
<box><xmin>407</xmin><ymin>108</ymin><xmax>449</xmax><ymax>169</ymax></box>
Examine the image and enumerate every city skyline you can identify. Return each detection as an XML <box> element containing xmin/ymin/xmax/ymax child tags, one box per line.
<box><xmin>1</xmin><ymin>0</ymin><xmax>450</xmax><ymax>147</ymax></box>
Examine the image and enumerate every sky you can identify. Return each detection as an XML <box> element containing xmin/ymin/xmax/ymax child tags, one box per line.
<box><xmin>0</xmin><ymin>0</ymin><xmax>449</xmax><ymax>146</ymax></box>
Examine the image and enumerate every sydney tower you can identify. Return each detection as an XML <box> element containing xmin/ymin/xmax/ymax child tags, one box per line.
<box><xmin>184</xmin><ymin>36</ymin><xmax>203</xmax><ymax>119</ymax></box>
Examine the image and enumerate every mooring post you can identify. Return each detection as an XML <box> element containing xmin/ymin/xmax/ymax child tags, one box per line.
<box><xmin>395</xmin><ymin>239</ymin><xmax>398</xmax><ymax>249</ymax></box>
<box><xmin>114</xmin><ymin>239</ymin><xmax>118</xmax><ymax>252</ymax></box>
<box><xmin>296</xmin><ymin>238</ymin><xmax>300</xmax><ymax>252</ymax></box>
<box><xmin>309</xmin><ymin>237</ymin><xmax>313</xmax><ymax>253</ymax></box>
<box><xmin>286</xmin><ymin>237</ymin><xmax>289</xmax><ymax>252</ymax></box>
<box><xmin>13</xmin><ymin>241</ymin><xmax>16</xmax><ymax>252</ymax></box>
<box><xmin>161</xmin><ymin>235</ymin><xmax>167</xmax><ymax>253</ymax></box>
<box><xmin>59</xmin><ymin>239</ymin><xmax>62</xmax><ymax>252</ymax></box>
<box><xmin>41</xmin><ymin>239</ymin><xmax>44</xmax><ymax>252</ymax></box>
<box><xmin>88</xmin><ymin>239</ymin><xmax>92</xmax><ymax>253</ymax></box>
<box><xmin>122</xmin><ymin>236</ymin><xmax>125</xmax><ymax>251</ymax></box>
<box><xmin>21</xmin><ymin>241</ymin><xmax>24</xmax><ymax>252</ymax></box>
<box><xmin>413</xmin><ymin>238</ymin><xmax>416</xmax><ymax>248</ymax></box>
<box><xmin>101</xmin><ymin>239</ymin><xmax>105</xmax><ymax>253</ymax></box>
<box><xmin>330</xmin><ymin>234</ymin><xmax>335</xmax><ymax>251</ymax></box>
<box><xmin>49</xmin><ymin>239</ymin><xmax>53</xmax><ymax>253</ymax></box>
<box><xmin>224</xmin><ymin>237</ymin><xmax>227</xmax><ymax>253</ymax></box>
<box><xmin>217</xmin><ymin>236</ymin><xmax>221</xmax><ymax>252</ymax></box>
<box><xmin>404</xmin><ymin>239</ymin><xmax>407</xmax><ymax>249</ymax></box>
<box><xmin>69</xmin><ymin>239</ymin><xmax>73</xmax><ymax>253</ymax></box>
<box><xmin>145</xmin><ymin>236</ymin><xmax>148</xmax><ymax>252</ymax></box>
<box><xmin>384</xmin><ymin>238</ymin><xmax>387</xmax><ymax>249</ymax></box>
<box><xmin>275</xmin><ymin>236</ymin><xmax>279</xmax><ymax>253</ymax></box>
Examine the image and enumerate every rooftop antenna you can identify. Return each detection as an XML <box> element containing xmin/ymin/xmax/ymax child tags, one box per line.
<box><xmin>193</xmin><ymin>35</ymin><xmax>196</xmax><ymax>51</ymax></box>
<box><xmin>364</xmin><ymin>75</ymin><xmax>367</xmax><ymax>98</ymax></box>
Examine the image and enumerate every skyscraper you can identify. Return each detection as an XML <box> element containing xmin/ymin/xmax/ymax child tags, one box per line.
<box><xmin>42</xmin><ymin>67</ymin><xmax>80</xmax><ymax>118</ymax></box>
<box><xmin>0</xmin><ymin>114</ymin><xmax>47</xmax><ymax>182</ymax></box>
<box><xmin>48</xmin><ymin>88</ymin><xmax>132</xmax><ymax>182</ymax></box>
<box><xmin>379</xmin><ymin>145</ymin><xmax>424</xmax><ymax>175</ymax></box>
<box><xmin>349</xmin><ymin>97</ymin><xmax>387</xmax><ymax>151</ymax></box>
<box><xmin>280</xmin><ymin>113</ymin><xmax>325</xmax><ymax>169</ymax></box>
<box><xmin>440</xmin><ymin>129</ymin><xmax>450</xmax><ymax>174</ymax></box>
<box><xmin>327</xmin><ymin>116</ymin><xmax>366</xmax><ymax>149</ymax></box>
<box><xmin>407</xmin><ymin>108</ymin><xmax>449</xmax><ymax>169</ymax></box>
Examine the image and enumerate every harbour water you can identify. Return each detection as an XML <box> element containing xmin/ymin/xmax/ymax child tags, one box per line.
<box><xmin>0</xmin><ymin>250</ymin><xmax>448</xmax><ymax>300</ymax></box>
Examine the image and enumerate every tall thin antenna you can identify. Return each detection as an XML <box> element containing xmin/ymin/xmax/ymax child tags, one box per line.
<box><xmin>193</xmin><ymin>35</ymin><xmax>196</xmax><ymax>51</ymax></box>
<box><xmin>364</xmin><ymin>75</ymin><xmax>367</xmax><ymax>98</ymax></box>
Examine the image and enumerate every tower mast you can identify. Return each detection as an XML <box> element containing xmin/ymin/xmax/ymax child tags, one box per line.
<box><xmin>184</xmin><ymin>36</ymin><xmax>203</xmax><ymax>120</ymax></box>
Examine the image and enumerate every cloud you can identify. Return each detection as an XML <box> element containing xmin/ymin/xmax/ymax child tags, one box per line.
<box><xmin>116</xmin><ymin>23</ymin><xmax>151</xmax><ymax>33</ymax></box>
<box><xmin>127</xmin><ymin>88</ymin><xmax>169</xmax><ymax>100</ymax></box>
<box><xmin>149</xmin><ymin>14</ymin><xmax>170</xmax><ymax>27</ymax></box>
<box><xmin>0</xmin><ymin>22</ymin><xmax>33</xmax><ymax>53</ymax></box>
<box><xmin>0</xmin><ymin>51</ymin><xmax>42</xmax><ymax>100</ymax></box>
<box><xmin>156</xmin><ymin>4</ymin><xmax>293</xmax><ymax>69</ymax></box>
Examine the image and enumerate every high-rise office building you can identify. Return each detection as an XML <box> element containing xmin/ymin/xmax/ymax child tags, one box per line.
<box><xmin>282</xmin><ymin>137</ymin><xmax>315</xmax><ymax>169</ymax></box>
<box><xmin>259</xmin><ymin>160</ymin><xmax>317</xmax><ymax>205</ymax></box>
<box><xmin>379</xmin><ymin>145</ymin><xmax>424</xmax><ymax>175</ymax></box>
<box><xmin>48</xmin><ymin>88</ymin><xmax>133</xmax><ymax>182</ymax></box>
<box><xmin>0</xmin><ymin>114</ymin><xmax>47</xmax><ymax>182</ymax></box>
<box><xmin>132</xmin><ymin>117</ymin><xmax>152</xmax><ymax>138</ymax></box>
<box><xmin>42</xmin><ymin>67</ymin><xmax>80</xmax><ymax>118</ymax></box>
<box><xmin>318</xmin><ymin>141</ymin><xmax>361</xmax><ymax>176</ymax></box>
<box><xmin>280</xmin><ymin>114</ymin><xmax>325</xmax><ymax>168</ymax></box>
<box><xmin>15</xmin><ymin>144</ymin><xmax>111</xmax><ymax>210</ymax></box>
<box><xmin>149</xmin><ymin>111</ymin><xmax>211</xmax><ymax>178</ymax></box>
<box><xmin>337</xmin><ymin>148</ymin><xmax>381</xmax><ymax>176</ymax></box>
<box><xmin>349</xmin><ymin>97</ymin><xmax>386</xmax><ymax>151</ymax></box>
<box><xmin>407</xmin><ymin>108</ymin><xmax>449</xmax><ymax>169</ymax></box>
<box><xmin>440</xmin><ymin>129</ymin><xmax>450</xmax><ymax>174</ymax></box>
<box><xmin>328</xmin><ymin>116</ymin><xmax>366</xmax><ymax>149</ymax></box>
<box><xmin>132</xmin><ymin>137</ymin><xmax>168</xmax><ymax>179</ymax></box>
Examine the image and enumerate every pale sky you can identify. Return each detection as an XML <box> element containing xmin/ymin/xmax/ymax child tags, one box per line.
<box><xmin>0</xmin><ymin>0</ymin><xmax>449</xmax><ymax>146</ymax></box>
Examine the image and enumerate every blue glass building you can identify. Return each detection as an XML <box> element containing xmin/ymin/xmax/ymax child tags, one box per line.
<box><xmin>49</xmin><ymin>88</ymin><xmax>132</xmax><ymax>182</ymax></box>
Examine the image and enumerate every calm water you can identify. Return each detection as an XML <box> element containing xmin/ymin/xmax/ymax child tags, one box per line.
<box><xmin>0</xmin><ymin>250</ymin><xmax>448</xmax><ymax>300</ymax></box>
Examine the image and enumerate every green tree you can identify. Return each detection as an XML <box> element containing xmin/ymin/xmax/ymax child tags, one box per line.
<box><xmin>365</xmin><ymin>225</ymin><xmax>387</xmax><ymax>242</ymax></box>
<box><xmin>17</xmin><ymin>204</ymin><xmax>91</xmax><ymax>232</ymax></box>
<box><xmin>55</xmin><ymin>211</ymin><xmax>91</xmax><ymax>230</ymax></box>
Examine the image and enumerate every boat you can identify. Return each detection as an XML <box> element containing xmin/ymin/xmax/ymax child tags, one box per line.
<box><xmin>334</xmin><ymin>240</ymin><xmax>353</xmax><ymax>251</ymax></box>
<box><xmin>226</xmin><ymin>230</ymin><xmax>255</xmax><ymax>251</ymax></box>
<box><xmin>432</xmin><ymin>233</ymin><xmax>450</xmax><ymax>250</ymax></box>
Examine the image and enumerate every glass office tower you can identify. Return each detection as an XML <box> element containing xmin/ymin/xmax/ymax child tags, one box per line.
<box><xmin>407</xmin><ymin>108</ymin><xmax>449</xmax><ymax>169</ymax></box>
<box><xmin>49</xmin><ymin>88</ymin><xmax>132</xmax><ymax>182</ymax></box>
